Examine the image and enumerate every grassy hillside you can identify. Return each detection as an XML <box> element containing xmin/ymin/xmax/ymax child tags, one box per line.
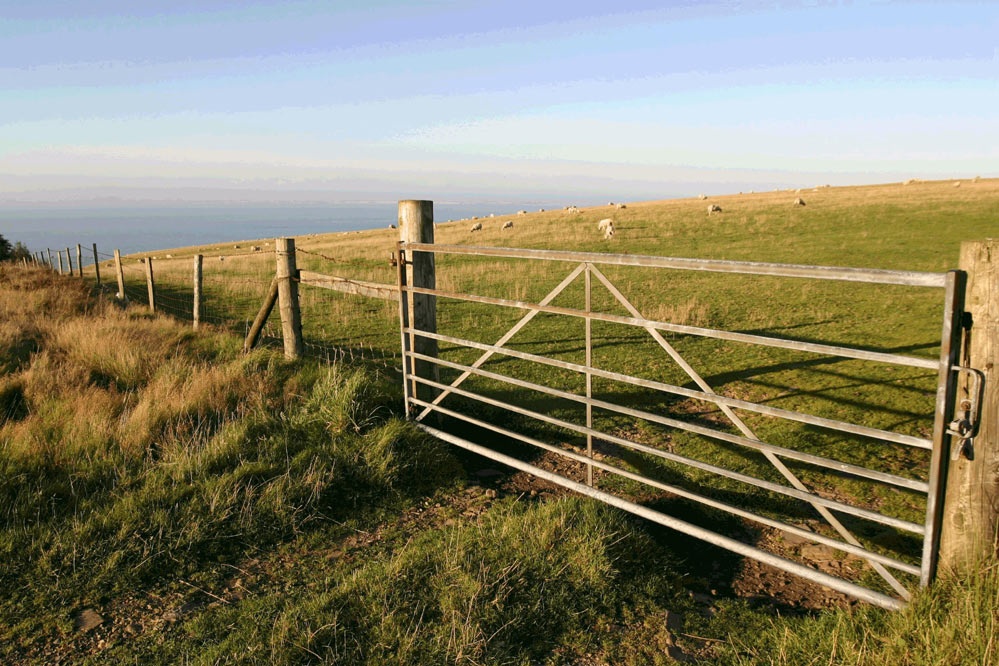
<box><xmin>5</xmin><ymin>178</ymin><xmax>999</xmax><ymax>664</ymax></box>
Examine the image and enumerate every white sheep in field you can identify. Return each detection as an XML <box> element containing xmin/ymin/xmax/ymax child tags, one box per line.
<box><xmin>697</xmin><ymin>194</ymin><xmax>707</xmax><ymax>200</ymax></box>
<box><xmin>597</xmin><ymin>218</ymin><xmax>613</xmax><ymax>232</ymax></box>
<box><xmin>517</xmin><ymin>210</ymin><xmax>527</xmax><ymax>215</ymax></box>
<box><xmin>501</xmin><ymin>220</ymin><xmax>513</xmax><ymax>230</ymax></box>
<box><xmin>954</xmin><ymin>181</ymin><xmax>961</xmax><ymax>188</ymax></box>
<box><xmin>707</xmin><ymin>204</ymin><xmax>723</xmax><ymax>215</ymax></box>
<box><xmin>793</xmin><ymin>198</ymin><xmax>806</xmax><ymax>206</ymax></box>
<box><xmin>616</xmin><ymin>203</ymin><xmax>627</xmax><ymax>209</ymax></box>
<box><xmin>603</xmin><ymin>221</ymin><xmax>615</xmax><ymax>239</ymax></box>
<box><xmin>470</xmin><ymin>222</ymin><xmax>483</xmax><ymax>232</ymax></box>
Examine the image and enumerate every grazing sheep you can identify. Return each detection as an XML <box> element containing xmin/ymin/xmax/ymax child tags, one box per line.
<box><xmin>793</xmin><ymin>198</ymin><xmax>806</xmax><ymax>206</ymax></box>
<box><xmin>470</xmin><ymin>222</ymin><xmax>483</xmax><ymax>232</ymax></box>
<box><xmin>707</xmin><ymin>204</ymin><xmax>723</xmax><ymax>215</ymax></box>
<box><xmin>597</xmin><ymin>218</ymin><xmax>614</xmax><ymax>231</ymax></box>
<box><xmin>603</xmin><ymin>221</ymin><xmax>615</xmax><ymax>239</ymax></box>
<box><xmin>251</xmin><ymin>246</ymin><xmax>261</xmax><ymax>252</ymax></box>
<box><xmin>389</xmin><ymin>224</ymin><xmax>396</xmax><ymax>229</ymax></box>
<box><xmin>219</xmin><ymin>256</ymin><xmax>225</xmax><ymax>262</ymax></box>
<box><xmin>234</xmin><ymin>245</ymin><xmax>240</xmax><ymax>249</ymax></box>
<box><xmin>165</xmin><ymin>254</ymin><xmax>173</xmax><ymax>259</ymax></box>
<box><xmin>953</xmin><ymin>181</ymin><xmax>961</xmax><ymax>188</ymax></box>
<box><xmin>565</xmin><ymin>206</ymin><xmax>579</xmax><ymax>214</ymax></box>
<box><xmin>538</xmin><ymin>208</ymin><xmax>545</xmax><ymax>212</ymax></box>
<box><xmin>616</xmin><ymin>203</ymin><xmax>627</xmax><ymax>209</ymax></box>
<box><xmin>138</xmin><ymin>258</ymin><xmax>146</xmax><ymax>264</ymax></box>
<box><xmin>697</xmin><ymin>194</ymin><xmax>707</xmax><ymax>200</ymax></box>
<box><xmin>517</xmin><ymin>210</ymin><xmax>527</xmax><ymax>215</ymax></box>
<box><xmin>501</xmin><ymin>220</ymin><xmax>513</xmax><ymax>230</ymax></box>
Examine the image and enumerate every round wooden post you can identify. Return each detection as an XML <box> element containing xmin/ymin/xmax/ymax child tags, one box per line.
<box><xmin>398</xmin><ymin>200</ymin><xmax>438</xmax><ymax>403</ymax></box>
<box><xmin>145</xmin><ymin>257</ymin><xmax>156</xmax><ymax>312</ymax></box>
<box><xmin>940</xmin><ymin>239</ymin><xmax>999</xmax><ymax>572</ymax></box>
<box><xmin>275</xmin><ymin>237</ymin><xmax>304</xmax><ymax>359</ymax></box>
<box><xmin>65</xmin><ymin>247</ymin><xmax>73</xmax><ymax>275</ymax></box>
<box><xmin>113</xmin><ymin>249</ymin><xmax>126</xmax><ymax>300</ymax></box>
<box><xmin>57</xmin><ymin>250</ymin><xmax>64</xmax><ymax>275</ymax></box>
<box><xmin>193</xmin><ymin>254</ymin><xmax>203</xmax><ymax>330</ymax></box>
<box><xmin>76</xmin><ymin>244</ymin><xmax>83</xmax><ymax>278</ymax></box>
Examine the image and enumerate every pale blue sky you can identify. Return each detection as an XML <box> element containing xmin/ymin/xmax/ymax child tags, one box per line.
<box><xmin>1</xmin><ymin>0</ymin><xmax>996</xmax><ymax>204</ymax></box>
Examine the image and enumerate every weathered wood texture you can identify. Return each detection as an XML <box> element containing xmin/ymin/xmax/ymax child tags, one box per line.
<box><xmin>57</xmin><ymin>251</ymin><xmax>64</xmax><ymax>275</ymax></box>
<box><xmin>65</xmin><ymin>247</ymin><xmax>73</xmax><ymax>275</ymax></box>
<box><xmin>114</xmin><ymin>249</ymin><xmax>126</xmax><ymax>300</ymax></box>
<box><xmin>193</xmin><ymin>254</ymin><xmax>204</xmax><ymax>330</ymax></box>
<box><xmin>76</xmin><ymin>244</ymin><xmax>83</xmax><ymax>278</ymax></box>
<box><xmin>298</xmin><ymin>270</ymin><xmax>397</xmax><ymax>301</ymax></box>
<box><xmin>941</xmin><ymin>240</ymin><xmax>999</xmax><ymax>572</ymax></box>
<box><xmin>244</xmin><ymin>276</ymin><xmax>280</xmax><ymax>353</ymax></box>
<box><xmin>275</xmin><ymin>238</ymin><xmax>304</xmax><ymax>359</ymax></box>
<box><xmin>145</xmin><ymin>257</ymin><xmax>156</xmax><ymax>312</ymax></box>
<box><xmin>399</xmin><ymin>200</ymin><xmax>438</xmax><ymax>402</ymax></box>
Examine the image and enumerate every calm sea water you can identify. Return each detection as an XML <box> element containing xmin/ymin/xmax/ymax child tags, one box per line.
<box><xmin>1</xmin><ymin>202</ymin><xmax>557</xmax><ymax>261</ymax></box>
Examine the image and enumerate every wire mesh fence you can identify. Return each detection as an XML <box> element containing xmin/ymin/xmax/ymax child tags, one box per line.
<box><xmin>38</xmin><ymin>239</ymin><xmax>402</xmax><ymax>372</ymax></box>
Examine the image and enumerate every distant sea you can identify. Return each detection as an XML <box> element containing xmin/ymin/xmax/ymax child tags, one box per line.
<box><xmin>1</xmin><ymin>202</ymin><xmax>559</xmax><ymax>262</ymax></box>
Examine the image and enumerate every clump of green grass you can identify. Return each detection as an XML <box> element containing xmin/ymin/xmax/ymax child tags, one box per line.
<box><xmin>705</xmin><ymin>563</ymin><xmax>999</xmax><ymax>665</ymax></box>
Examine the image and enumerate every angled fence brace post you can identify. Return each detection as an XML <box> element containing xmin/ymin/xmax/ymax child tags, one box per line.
<box><xmin>47</xmin><ymin>248</ymin><xmax>53</xmax><ymax>271</ymax></box>
<box><xmin>940</xmin><ymin>239</ymin><xmax>999</xmax><ymax>574</ymax></box>
<box><xmin>93</xmin><ymin>244</ymin><xmax>101</xmax><ymax>286</ymax></box>
<box><xmin>275</xmin><ymin>238</ymin><xmax>303</xmax><ymax>359</ymax></box>
<box><xmin>65</xmin><ymin>247</ymin><xmax>73</xmax><ymax>276</ymax></box>
<box><xmin>399</xmin><ymin>200</ymin><xmax>438</xmax><ymax>404</ymax></box>
<box><xmin>244</xmin><ymin>276</ymin><xmax>280</xmax><ymax>353</ymax></box>
<box><xmin>113</xmin><ymin>249</ymin><xmax>126</xmax><ymax>301</ymax></box>
<box><xmin>76</xmin><ymin>244</ymin><xmax>83</xmax><ymax>278</ymax></box>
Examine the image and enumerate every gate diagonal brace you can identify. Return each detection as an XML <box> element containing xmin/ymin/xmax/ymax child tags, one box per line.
<box><xmin>414</xmin><ymin>262</ymin><xmax>587</xmax><ymax>422</ymax></box>
<box><xmin>587</xmin><ymin>263</ymin><xmax>911</xmax><ymax>599</ymax></box>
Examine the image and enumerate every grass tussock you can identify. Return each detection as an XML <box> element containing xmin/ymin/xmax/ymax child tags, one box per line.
<box><xmin>713</xmin><ymin>563</ymin><xmax>999</xmax><ymax>665</ymax></box>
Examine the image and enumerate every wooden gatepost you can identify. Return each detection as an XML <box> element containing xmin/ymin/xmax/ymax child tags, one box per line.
<box><xmin>939</xmin><ymin>239</ymin><xmax>999</xmax><ymax>573</ymax></box>
<box><xmin>398</xmin><ymin>200</ymin><xmax>438</xmax><ymax>404</ymax></box>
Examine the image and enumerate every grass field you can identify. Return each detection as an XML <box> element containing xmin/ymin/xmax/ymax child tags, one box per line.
<box><xmin>4</xmin><ymin>177</ymin><xmax>998</xmax><ymax>663</ymax></box>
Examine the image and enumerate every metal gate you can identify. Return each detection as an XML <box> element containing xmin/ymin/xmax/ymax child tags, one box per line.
<box><xmin>397</xmin><ymin>242</ymin><xmax>970</xmax><ymax>610</ymax></box>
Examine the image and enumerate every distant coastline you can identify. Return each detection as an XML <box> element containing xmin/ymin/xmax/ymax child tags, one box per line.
<box><xmin>1</xmin><ymin>201</ymin><xmax>563</xmax><ymax>260</ymax></box>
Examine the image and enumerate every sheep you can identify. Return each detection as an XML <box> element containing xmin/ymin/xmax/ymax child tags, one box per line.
<box><xmin>251</xmin><ymin>246</ymin><xmax>261</xmax><ymax>252</ymax></box>
<box><xmin>389</xmin><ymin>223</ymin><xmax>396</xmax><ymax>229</ymax></box>
<box><xmin>517</xmin><ymin>210</ymin><xmax>527</xmax><ymax>215</ymax></box>
<box><xmin>602</xmin><ymin>221</ymin><xmax>615</xmax><ymax>240</ymax></box>
<box><xmin>697</xmin><ymin>194</ymin><xmax>707</xmax><ymax>200</ymax></box>
<box><xmin>165</xmin><ymin>254</ymin><xmax>173</xmax><ymax>259</ymax></box>
<box><xmin>219</xmin><ymin>256</ymin><xmax>225</xmax><ymax>262</ymax></box>
<box><xmin>793</xmin><ymin>198</ymin><xmax>806</xmax><ymax>206</ymax></box>
<box><xmin>501</xmin><ymin>220</ymin><xmax>513</xmax><ymax>230</ymax></box>
<box><xmin>234</xmin><ymin>245</ymin><xmax>240</xmax><ymax>249</ymax></box>
<box><xmin>953</xmin><ymin>181</ymin><xmax>961</xmax><ymax>188</ymax></box>
<box><xmin>565</xmin><ymin>206</ymin><xmax>579</xmax><ymax>214</ymax></box>
<box><xmin>707</xmin><ymin>204</ymin><xmax>723</xmax><ymax>215</ymax></box>
<box><xmin>597</xmin><ymin>218</ymin><xmax>614</xmax><ymax>232</ymax></box>
<box><xmin>616</xmin><ymin>203</ymin><xmax>627</xmax><ymax>209</ymax></box>
<box><xmin>470</xmin><ymin>222</ymin><xmax>483</xmax><ymax>232</ymax></box>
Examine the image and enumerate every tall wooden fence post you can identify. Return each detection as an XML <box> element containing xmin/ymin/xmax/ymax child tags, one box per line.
<box><xmin>399</xmin><ymin>200</ymin><xmax>438</xmax><ymax>403</ymax></box>
<box><xmin>113</xmin><ymin>249</ymin><xmax>126</xmax><ymax>300</ymax></box>
<box><xmin>47</xmin><ymin>249</ymin><xmax>53</xmax><ymax>271</ymax></box>
<box><xmin>92</xmin><ymin>244</ymin><xmax>101</xmax><ymax>286</ymax></box>
<box><xmin>193</xmin><ymin>254</ymin><xmax>203</xmax><ymax>330</ymax></box>
<box><xmin>275</xmin><ymin>238</ymin><xmax>304</xmax><ymax>359</ymax></box>
<box><xmin>57</xmin><ymin>251</ymin><xmax>64</xmax><ymax>275</ymax></box>
<box><xmin>76</xmin><ymin>244</ymin><xmax>83</xmax><ymax>278</ymax></box>
<box><xmin>65</xmin><ymin>247</ymin><xmax>73</xmax><ymax>275</ymax></box>
<box><xmin>941</xmin><ymin>239</ymin><xmax>999</xmax><ymax>573</ymax></box>
<box><xmin>145</xmin><ymin>257</ymin><xmax>156</xmax><ymax>312</ymax></box>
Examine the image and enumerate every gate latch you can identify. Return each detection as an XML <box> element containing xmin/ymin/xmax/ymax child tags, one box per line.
<box><xmin>948</xmin><ymin>366</ymin><xmax>986</xmax><ymax>461</ymax></box>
